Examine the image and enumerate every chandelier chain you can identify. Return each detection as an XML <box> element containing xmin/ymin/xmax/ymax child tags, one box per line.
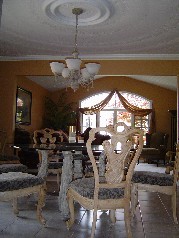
<box><xmin>74</xmin><ymin>13</ymin><xmax>78</xmax><ymax>57</ymax></box>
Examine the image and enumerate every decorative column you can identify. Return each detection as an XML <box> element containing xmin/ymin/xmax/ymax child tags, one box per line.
<box><xmin>73</xmin><ymin>151</ymin><xmax>83</xmax><ymax>179</ymax></box>
<box><xmin>58</xmin><ymin>151</ymin><xmax>73</xmax><ymax>220</ymax></box>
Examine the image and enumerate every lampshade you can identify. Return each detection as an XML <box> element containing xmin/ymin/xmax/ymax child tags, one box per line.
<box><xmin>66</xmin><ymin>58</ymin><xmax>82</xmax><ymax>70</ymax></box>
<box><xmin>85</xmin><ymin>63</ymin><xmax>101</xmax><ymax>75</ymax></box>
<box><xmin>50</xmin><ymin>62</ymin><xmax>65</xmax><ymax>75</ymax></box>
<box><xmin>81</xmin><ymin>68</ymin><xmax>91</xmax><ymax>80</ymax></box>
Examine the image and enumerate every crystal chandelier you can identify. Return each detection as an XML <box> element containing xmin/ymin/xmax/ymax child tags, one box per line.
<box><xmin>50</xmin><ymin>8</ymin><xmax>101</xmax><ymax>92</ymax></box>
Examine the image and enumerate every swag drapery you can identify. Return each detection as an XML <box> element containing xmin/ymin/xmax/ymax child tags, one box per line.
<box><xmin>76</xmin><ymin>89</ymin><xmax>155</xmax><ymax>133</ymax></box>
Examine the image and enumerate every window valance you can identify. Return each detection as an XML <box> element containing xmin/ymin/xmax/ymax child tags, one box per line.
<box><xmin>77</xmin><ymin>89</ymin><xmax>155</xmax><ymax>133</ymax></box>
<box><xmin>79</xmin><ymin>90</ymin><xmax>153</xmax><ymax>116</ymax></box>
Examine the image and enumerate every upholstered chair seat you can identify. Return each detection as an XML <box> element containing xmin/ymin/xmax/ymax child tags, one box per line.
<box><xmin>0</xmin><ymin>153</ymin><xmax>28</xmax><ymax>174</ymax></box>
<box><xmin>132</xmin><ymin>146</ymin><xmax>179</xmax><ymax>224</ymax></box>
<box><xmin>66</xmin><ymin>123</ymin><xmax>144</xmax><ymax>238</ymax></box>
<box><xmin>0</xmin><ymin>172</ymin><xmax>44</xmax><ymax>192</ymax></box>
<box><xmin>132</xmin><ymin>171</ymin><xmax>174</xmax><ymax>186</ymax></box>
<box><xmin>0</xmin><ymin>164</ymin><xmax>27</xmax><ymax>174</ymax></box>
<box><xmin>0</xmin><ymin>150</ymin><xmax>49</xmax><ymax>224</ymax></box>
<box><xmin>69</xmin><ymin>177</ymin><xmax>125</xmax><ymax>200</ymax></box>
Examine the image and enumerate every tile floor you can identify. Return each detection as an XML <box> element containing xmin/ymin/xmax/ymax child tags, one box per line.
<box><xmin>0</xmin><ymin>164</ymin><xmax>179</xmax><ymax>238</ymax></box>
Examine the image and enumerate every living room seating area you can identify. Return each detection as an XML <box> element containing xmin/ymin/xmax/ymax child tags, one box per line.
<box><xmin>140</xmin><ymin>131</ymin><xmax>169</xmax><ymax>166</ymax></box>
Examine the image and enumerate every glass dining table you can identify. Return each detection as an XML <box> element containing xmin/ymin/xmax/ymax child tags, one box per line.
<box><xmin>12</xmin><ymin>142</ymin><xmax>105</xmax><ymax>220</ymax></box>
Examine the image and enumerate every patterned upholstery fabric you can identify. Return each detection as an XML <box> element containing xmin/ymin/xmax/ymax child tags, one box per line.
<box><xmin>0</xmin><ymin>172</ymin><xmax>44</xmax><ymax>192</ymax></box>
<box><xmin>69</xmin><ymin>177</ymin><xmax>124</xmax><ymax>199</ymax></box>
<box><xmin>48</xmin><ymin>162</ymin><xmax>63</xmax><ymax>169</ymax></box>
<box><xmin>0</xmin><ymin>164</ymin><xmax>27</xmax><ymax>174</ymax></box>
<box><xmin>132</xmin><ymin>171</ymin><xmax>174</xmax><ymax>186</ymax></box>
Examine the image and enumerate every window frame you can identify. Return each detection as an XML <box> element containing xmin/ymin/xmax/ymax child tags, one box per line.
<box><xmin>80</xmin><ymin>91</ymin><xmax>152</xmax><ymax>133</ymax></box>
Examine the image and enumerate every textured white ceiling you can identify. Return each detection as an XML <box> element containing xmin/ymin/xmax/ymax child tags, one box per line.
<box><xmin>27</xmin><ymin>75</ymin><xmax>177</xmax><ymax>92</ymax></box>
<box><xmin>0</xmin><ymin>0</ymin><xmax>179</xmax><ymax>91</ymax></box>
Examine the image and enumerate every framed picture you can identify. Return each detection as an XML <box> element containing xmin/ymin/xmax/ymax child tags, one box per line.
<box><xmin>15</xmin><ymin>87</ymin><xmax>32</xmax><ymax>125</ymax></box>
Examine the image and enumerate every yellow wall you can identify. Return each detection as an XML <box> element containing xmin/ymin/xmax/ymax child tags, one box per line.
<box><xmin>0</xmin><ymin>60</ymin><xmax>178</xmax><ymax>76</ymax></box>
<box><xmin>0</xmin><ymin>74</ymin><xmax>50</xmax><ymax>143</ymax></box>
<box><xmin>51</xmin><ymin>76</ymin><xmax>177</xmax><ymax>149</ymax></box>
<box><xmin>0</xmin><ymin>60</ymin><xmax>177</xmax><ymax>148</ymax></box>
<box><xmin>17</xmin><ymin>76</ymin><xmax>50</xmax><ymax>134</ymax></box>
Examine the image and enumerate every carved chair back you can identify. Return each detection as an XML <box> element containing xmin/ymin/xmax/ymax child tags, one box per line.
<box><xmin>86</xmin><ymin>122</ymin><xmax>144</xmax><ymax>199</ymax></box>
<box><xmin>33</xmin><ymin>128</ymin><xmax>68</xmax><ymax>144</ymax></box>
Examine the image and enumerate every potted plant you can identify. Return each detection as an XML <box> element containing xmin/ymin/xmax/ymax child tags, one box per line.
<box><xmin>43</xmin><ymin>92</ymin><xmax>77</xmax><ymax>133</ymax></box>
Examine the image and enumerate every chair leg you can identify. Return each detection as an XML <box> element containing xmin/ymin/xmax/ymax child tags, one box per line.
<box><xmin>12</xmin><ymin>198</ymin><xmax>19</xmax><ymax>215</ymax></box>
<box><xmin>57</xmin><ymin>172</ymin><xmax>60</xmax><ymax>190</ymax></box>
<box><xmin>91</xmin><ymin>209</ymin><xmax>97</xmax><ymax>238</ymax></box>
<box><xmin>36</xmin><ymin>185</ymin><xmax>46</xmax><ymax>225</ymax></box>
<box><xmin>124</xmin><ymin>203</ymin><xmax>132</xmax><ymax>238</ymax></box>
<box><xmin>131</xmin><ymin>184</ymin><xmax>138</xmax><ymax>216</ymax></box>
<box><xmin>66</xmin><ymin>192</ymin><xmax>75</xmax><ymax>229</ymax></box>
<box><xmin>109</xmin><ymin>209</ymin><xmax>116</xmax><ymax>223</ymax></box>
<box><xmin>172</xmin><ymin>192</ymin><xmax>178</xmax><ymax>224</ymax></box>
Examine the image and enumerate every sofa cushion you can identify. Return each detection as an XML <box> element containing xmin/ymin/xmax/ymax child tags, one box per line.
<box><xmin>150</xmin><ymin>132</ymin><xmax>164</xmax><ymax>148</ymax></box>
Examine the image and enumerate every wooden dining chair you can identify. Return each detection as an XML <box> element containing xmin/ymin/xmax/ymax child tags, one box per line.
<box><xmin>131</xmin><ymin>143</ymin><xmax>179</xmax><ymax>224</ymax></box>
<box><xmin>66</xmin><ymin>122</ymin><xmax>144</xmax><ymax>238</ymax></box>
<box><xmin>0</xmin><ymin>150</ymin><xmax>49</xmax><ymax>224</ymax></box>
<box><xmin>33</xmin><ymin>128</ymin><xmax>63</xmax><ymax>190</ymax></box>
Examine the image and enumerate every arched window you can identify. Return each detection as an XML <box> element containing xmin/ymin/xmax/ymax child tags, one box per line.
<box><xmin>80</xmin><ymin>91</ymin><xmax>152</xmax><ymax>134</ymax></box>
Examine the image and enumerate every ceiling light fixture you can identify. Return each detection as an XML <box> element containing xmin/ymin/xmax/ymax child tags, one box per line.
<box><xmin>50</xmin><ymin>8</ymin><xmax>101</xmax><ymax>92</ymax></box>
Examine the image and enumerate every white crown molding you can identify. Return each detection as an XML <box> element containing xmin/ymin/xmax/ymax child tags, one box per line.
<box><xmin>1</xmin><ymin>54</ymin><xmax>179</xmax><ymax>61</ymax></box>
